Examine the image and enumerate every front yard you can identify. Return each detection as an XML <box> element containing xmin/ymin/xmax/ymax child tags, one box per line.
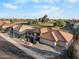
<box><xmin>12</xmin><ymin>37</ymin><xmax>61</xmax><ymax>59</ymax></box>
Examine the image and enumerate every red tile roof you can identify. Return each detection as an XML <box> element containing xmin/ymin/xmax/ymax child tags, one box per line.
<box><xmin>40</xmin><ymin>27</ymin><xmax>48</xmax><ymax>34</ymax></box>
<box><xmin>31</xmin><ymin>27</ymin><xmax>73</xmax><ymax>42</ymax></box>
<box><xmin>40</xmin><ymin>33</ymin><xmax>56</xmax><ymax>41</ymax></box>
<box><xmin>59</xmin><ymin>30</ymin><xmax>73</xmax><ymax>42</ymax></box>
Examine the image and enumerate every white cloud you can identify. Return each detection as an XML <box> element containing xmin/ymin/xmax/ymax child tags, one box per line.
<box><xmin>64</xmin><ymin>0</ymin><xmax>78</xmax><ymax>8</ymax></box>
<box><xmin>15</xmin><ymin>0</ymin><xmax>28</xmax><ymax>4</ymax></box>
<box><xmin>32</xmin><ymin>0</ymin><xmax>40</xmax><ymax>3</ymax></box>
<box><xmin>3</xmin><ymin>3</ymin><xmax>18</xmax><ymax>9</ymax></box>
<box><xmin>46</xmin><ymin>7</ymin><xmax>63</xmax><ymax>14</ymax></box>
<box><xmin>65</xmin><ymin>0</ymin><xmax>79</xmax><ymax>4</ymax></box>
<box><xmin>27</xmin><ymin>6</ymin><xmax>63</xmax><ymax>18</ymax></box>
<box><xmin>32</xmin><ymin>0</ymin><xmax>61</xmax><ymax>4</ymax></box>
<box><xmin>68</xmin><ymin>0</ymin><xmax>78</xmax><ymax>3</ymax></box>
<box><xmin>32</xmin><ymin>0</ymin><xmax>48</xmax><ymax>3</ymax></box>
<box><xmin>34</xmin><ymin>5</ymin><xmax>49</xmax><ymax>9</ymax></box>
<box><xmin>67</xmin><ymin>5</ymin><xmax>74</xmax><ymax>8</ymax></box>
<box><xmin>48</xmin><ymin>0</ymin><xmax>61</xmax><ymax>4</ymax></box>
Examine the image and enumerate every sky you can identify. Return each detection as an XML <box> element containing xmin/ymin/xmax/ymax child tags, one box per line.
<box><xmin>0</xmin><ymin>0</ymin><xmax>79</xmax><ymax>19</ymax></box>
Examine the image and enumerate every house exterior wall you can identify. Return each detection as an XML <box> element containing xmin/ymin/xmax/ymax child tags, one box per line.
<box><xmin>56</xmin><ymin>41</ymin><xmax>66</xmax><ymax>47</ymax></box>
<box><xmin>40</xmin><ymin>39</ymin><xmax>56</xmax><ymax>46</ymax></box>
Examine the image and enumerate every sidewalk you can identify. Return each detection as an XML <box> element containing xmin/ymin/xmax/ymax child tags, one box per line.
<box><xmin>0</xmin><ymin>33</ymin><xmax>47</xmax><ymax>59</ymax></box>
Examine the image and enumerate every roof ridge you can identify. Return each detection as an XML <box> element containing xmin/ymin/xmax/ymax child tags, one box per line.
<box><xmin>59</xmin><ymin>30</ymin><xmax>72</xmax><ymax>42</ymax></box>
<box><xmin>55</xmin><ymin>30</ymin><xmax>66</xmax><ymax>41</ymax></box>
<box><xmin>15</xmin><ymin>25</ymin><xmax>22</xmax><ymax>30</ymax></box>
<box><xmin>47</xmin><ymin>27</ymin><xmax>56</xmax><ymax>41</ymax></box>
<box><xmin>51</xmin><ymin>32</ymin><xmax>58</xmax><ymax>41</ymax></box>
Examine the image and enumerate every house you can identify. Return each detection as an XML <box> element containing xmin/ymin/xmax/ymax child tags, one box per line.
<box><xmin>70</xmin><ymin>22</ymin><xmax>79</xmax><ymax>34</ymax></box>
<box><xmin>72</xmin><ymin>22</ymin><xmax>79</xmax><ymax>29</ymax></box>
<box><xmin>0</xmin><ymin>20</ymin><xmax>11</xmax><ymax>31</ymax></box>
<box><xmin>25</xmin><ymin>27</ymin><xmax>73</xmax><ymax>47</ymax></box>
<box><xmin>2</xmin><ymin>24</ymin><xmax>13</xmax><ymax>29</ymax></box>
<box><xmin>25</xmin><ymin>28</ymin><xmax>40</xmax><ymax>43</ymax></box>
<box><xmin>0</xmin><ymin>20</ymin><xmax>11</xmax><ymax>26</ymax></box>
<box><xmin>1</xmin><ymin>24</ymin><xmax>13</xmax><ymax>33</ymax></box>
<box><xmin>9</xmin><ymin>24</ymin><xmax>34</xmax><ymax>38</ymax></box>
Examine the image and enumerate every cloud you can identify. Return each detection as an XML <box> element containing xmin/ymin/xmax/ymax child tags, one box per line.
<box><xmin>32</xmin><ymin>0</ymin><xmax>40</xmax><ymax>3</ymax></box>
<box><xmin>2</xmin><ymin>0</ymin><xmax>28</xmax><ymax>10</ymax></box>
<box><xmin>65</xmin><ymin>0</ymin><xmax>79</xmax><ymax>4</ymax></box>
<box><xmin>32</xmin><ymin>0</ymin><xmax>61</xmax><ymax>4</ymax></box>
<box><xmin>67</xmin><ymin>5</ymin><xmax>74</xmax><ymax>8</ymax></box>
<box><xmin>28</xmin><ymin>6</ymin><xmax>63</xmax><ymax>18</ymax></box>
<box><xmin>64</xmin><ymin>0</ymin><xmax>79</xmax><ymax>8</ymax></box>
<box><xmin>3</xmin><ymin>3</ymin><xmax>18</xmax><ymax>9</ymax></box>
<box><xmin>15</xmin><ymin>0</ymin><xmax>28</xmax><ymax>4</ymax></box>
<box><xmin>68</xmin><ymin>0</ymin><xmax>78</xmax><ymax>3</ymax></box>
<box><xmin>47</xmin><ymin>7</ymin><xmax>63</xmax><ymax>14</ymax></box>
<box><xmin>34</xmin><ymin>6</ymin><xmax>62</xmax><ymax>13</ymax></box>
<box><xmin>34</xmin><ymin>5</ymin><xmax>49</xmax><ymax>9</ymax></box>
<box><xmin>48</xmin><ymin>0</ymin><xmax>61</xmax><ymax>4</ymax></box>
<box><xmin>32</xmin><ymin>0</ymin><xmax>48</xmax><ymax>3</ymax></box>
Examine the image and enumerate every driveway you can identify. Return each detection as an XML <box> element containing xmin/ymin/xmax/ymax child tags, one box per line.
<box><xmin>0</xmin><ymin>36</ymin><xmax>34</xmax><ymax>59</ymax></box>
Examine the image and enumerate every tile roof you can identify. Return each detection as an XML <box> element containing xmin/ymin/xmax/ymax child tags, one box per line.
<box><xmin>12</xmin><ymin>24</ymin><xmax>73</xmax><ymax>43</ymax></box>
<box><xmin>13</xmin><ymin>24</ymin><xmax>22</xmax><ymax>30</ymax></box>
<box><xmin>31</xmin><ymin>27</ymin><xmax>73</xmax><ymax>43</ymax></box>
<box><xmin>19</xmin><ymin>25</ymin><xmax>33</xmax><ymax>32</ymax></box>
<box><xmin>59</xmin><ymin>30</ymin><xmax>73</xmax><ymax>42</ymax></box>
<box><xmin>2</xmin><ymin>24</ymin><xmax>13</xmax><ymax>28</ymax></box>
<box><xmin>40</xmin><ymin>33</ymin><xmax>56</xmax><ymax>42</ymax></box>
<box><xmin>0</xmin><ymin>20</ymin><xmax>11</xmax><ymax>26</ymax></box>
<box><xmin>0</xmin><ymin>20</ymin><xmax>10</xmax><ymax>23</ymax></box>
<box><xmin>53</xmin><ymin>30</ymin><xmax>66</xmax><ymax>42</ymax></box>
<box><xmin>40</xmin><ymin>27</ymin><xmax>48</xmax><ymax>34</ymax></box>
<box><xmin>30</xmin><ymin>28</ymin><xmax>40</xmax><ymax>33</ymax></box>
<box><xmin>52</xmin><ymin>32</ymin><xmax>59</xmax><ymax>41</ymax></box>
<box><xmin>13</xmin><ymin>25</ymin><xmax>19</xmax><ymax>29</ymax></box>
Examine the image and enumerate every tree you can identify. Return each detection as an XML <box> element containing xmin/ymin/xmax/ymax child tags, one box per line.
<box><xmin>67</xmin><ymin>44</ymin><xmax>75</xmax><ymax>59</ymax></box>
<box><xmin>38</xmin><ymin>18</ymin><xmax>42</xmax><ymax>22</ymax></box>
<box><xmin>0</xmin><ymin>26</ymin><xmax>2</xmax><ymax>31</ymax></box>
<box><xmin>26</xmin><ymin>19</ymin><xmax>32</xmax><ymax>25</ymax></box>
<box><xmin>32</xmin><ymin>20</ymin><xmax>38</xmax><ymax>24</ymax></box>
<box><xmin>10</xmin><ymin>19</ymin><xmax>13</xmax><ymax>23</ymax></box>
<box><xmin>10</xmin><ymin>19</ymin><xmax>15</xmax><ymax>24</ymax></box>
<box><xmin>75</xmin><ymin>26</ymin><xmax>79</xmax><ymax>39</ymax></box>
<box><xmin>41</xmin><ymin>15</ymin><xmax>49</xmax><ymax>22</ymax></box>
<box><xmin>54</xmin><ymin>19</ymin><xmax>65</xmax><ymax>27</ymax></box>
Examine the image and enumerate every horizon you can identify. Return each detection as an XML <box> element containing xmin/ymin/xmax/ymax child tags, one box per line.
<box><xmin>0</xmin><ymin>0</ymin><xmax>79</xmax><ymax>19</ymax></box>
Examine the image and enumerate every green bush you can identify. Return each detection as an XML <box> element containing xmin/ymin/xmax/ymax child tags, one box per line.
<box><xmin>0</xmin><ymin>26</ymin><xmax>2</xmax><ymax>31</ymax></box>
<box><xmin>67</xmin><ymin>45</ymin><xmax>75</xmax><ymax>59</ymax></box>
<box><xmin>33</xmin><ymin>41</ymin><xmax>39</xmax><ymax>44</ymax></box>
<box><xmin>54</xmin><ymin>19</ymin><xmax>65</xmax><ymax>27</ymax></box>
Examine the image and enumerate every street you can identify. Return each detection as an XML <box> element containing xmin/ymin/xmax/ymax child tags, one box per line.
<box><xmin>0</xmin><ymin>36</ymin><xmax>34</xmax><ymax>59</ymax></box>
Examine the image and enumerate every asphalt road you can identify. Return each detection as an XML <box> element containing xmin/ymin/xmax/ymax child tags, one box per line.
<box><xmin>0</xmin><ymin>36</ymin><xmax>35</xmax><ymax>59</ymax></box>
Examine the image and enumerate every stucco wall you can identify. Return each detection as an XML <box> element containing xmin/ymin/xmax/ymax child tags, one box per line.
<box><xmin>56</xmin><ymin>41</ymin><xmax>67</xmax><ymax>47</ymax></box>
<box><xmin>40</xmin><ymin>39</ymin><xmax>56</xmax><ymax>46</ymax></box>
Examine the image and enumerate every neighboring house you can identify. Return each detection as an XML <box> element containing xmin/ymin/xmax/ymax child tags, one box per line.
<box><xmin>25</xmin><ymin>28</ymin><xmax>40</xmax><ymax>43</ymax></box>
<box><xmin>0</xmin><ymin>22</ymin><xmax>3</xmax><ymax>26</ymax></box>
<box><xmin>73</xmin><ymin>23</ymin><xmax>79</xmax><ymax>29</ymax></box>
<box><xmin>2</xmin><ymin>24</ymin><xmax>12</xmax><ymax>29</ymax></box>
<box><xmin>25</xmin><ymin>27</ymin><xmax>73</xmax><ymax>47</ymax></box>
<box><xmin>0</xmin><ymin>20</ymin><xmax>11</xmax><ymax>32</ymax></box>
<box><xmin>71</xmin><ymin>22</ymin><xmax>79</xmax><ymax>35</ymax></box>
<box><xmin>9</xmin><ymin>24</ymin><xmax>34</xmax><ymax>38</ymax></box>
<box><xmin>1</xmin><ymin>24</ymin><xmax>13</xmax><ymax>33</ymax></box>
<box><xmin>0</xmin><ymin>20</ymin><xmax>11</xmax><ymax>25</ymax></box>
